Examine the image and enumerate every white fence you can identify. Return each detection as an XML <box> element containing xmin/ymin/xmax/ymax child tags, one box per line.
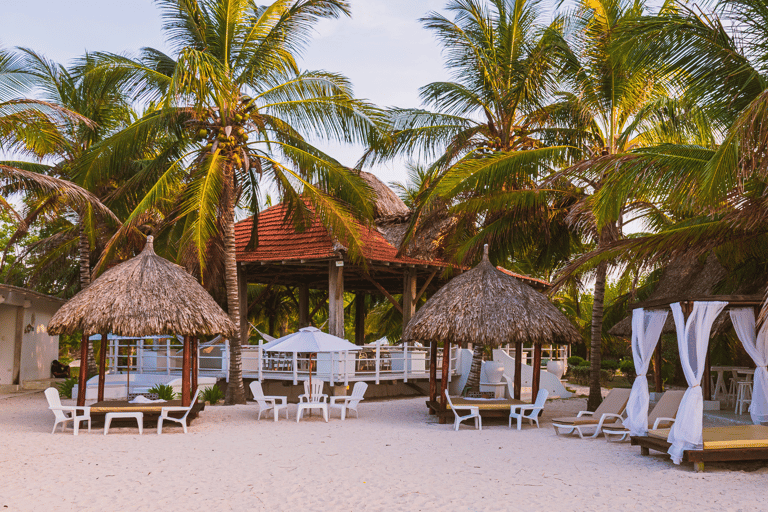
<box><xmin>106</xmin><ymin>337</ymin><xmax>460</xmax><ymax>385</ymax></box>
<box><xmin>497</xmin><ymin>344</ymin><xmax>570</xmax><ymax>370</ymax></box>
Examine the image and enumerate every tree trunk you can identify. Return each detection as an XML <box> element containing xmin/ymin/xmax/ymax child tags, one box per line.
<box><xmin>465</xmin><ymin>345</ymin><xmax>485</xmax><ymax>393</ymax></box>
<box><xmin>223</xmin><ymin>179</ymin><xmax>245</xmax><ymax>405</ymax></box>
<box><xmin>79</xmin><ymin>225</ymin><xmax>97</xmax><ymax>378</ymax></box>
<box><xmin>588</xmin><ymin>259</ymin><xmax>608</xmax><ymax>411</ymax></box>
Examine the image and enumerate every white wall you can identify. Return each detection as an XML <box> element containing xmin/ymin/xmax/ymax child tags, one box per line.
<box><xmin>0</xmin><ymin>296</ymin><xmax>61</xmax><ymax>385</ymax></box>
<box><xmin>0</xmin><ymin>307</ymin><xmax>17</xmax><ymax>385</ymax></box>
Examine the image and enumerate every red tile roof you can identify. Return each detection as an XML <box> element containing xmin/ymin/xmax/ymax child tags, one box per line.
<box><xmin>496</xmin><ymin>266</ymin><xmax>551</xmax><ymax>288</ymax></box>
<box><xmin>235</xmin><ymin>203</ymin><xmax>446</xmax><ymax>266</ymax></box>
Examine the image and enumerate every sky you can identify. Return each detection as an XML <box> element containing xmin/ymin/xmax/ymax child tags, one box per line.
<box><xmin>0</xmin><ymin>0</ymin><xmax>454</xmax><ymax>186</ymax></box>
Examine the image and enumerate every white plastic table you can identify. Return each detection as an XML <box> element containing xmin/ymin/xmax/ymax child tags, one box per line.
<box><xmin>104</xmin><ymin>412</ymin><xmax>144</xmax><ymax>435</ymax></box>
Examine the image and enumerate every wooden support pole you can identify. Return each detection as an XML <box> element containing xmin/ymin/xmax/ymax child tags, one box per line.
<box><xmin>704</xmin><ymin>343</ymin><xmax>712</xmax><ymax>401</ymax></box>
<box><xmin>355</xmin><ymin>292</ymin><xmax>366</xmax><ymax>345</ymax></box>
<box><xmin>429</xmin><ymin>340</ymin><xmax>438</xmax><ymax>413</ymax></box>
<box><xmin>439</xmin><ymin>341</ymin><xmax>451</xmax><ymax>424</ymax></box>
<box><xmin>97</xmin><ymin>332</ymin><xmax>108</xmax><ymax>402</ymax></box>
<box><xmin>415</xmin><ymin>270</ymin><xmax>438</xmax><ymax>303</ymax></box>
<box><xmin>328</xmin><ymin>261</ymin><xmax>345</xmax><ymax>338</ymax></box>
<box><xmin>182</xmin><ymin>335</ymin><xmax>191</xmax><ymax>407</ymax></box>
<box><xmin>298</xmin><ymin>284</ymin><xmax>310</xmax><ymax>328</ymax></box>
<box><xmin>402</xmin><ymin>268</ymin><xmax>417</xmax><ymax>332</ymax></box>
<box><xmin>76</xmin><ymin>333</ymin><xmax>89</xmax><ymax>406</ymax></box>
<box><xmin>514</xmin><ymin>341</ymin><xmax>523</xmax><ymax>400</ymax></box>
<box><xmin>12</xmin><ymin>306</ymin><xmax>23</xmax><ymax>385</ymax></box>
<box><xmin>532</xmin><ymin>343</ymin><xmax>542</xmax><ymax>401</ymax></box>
<box><xmin>654</xmin><ymin>343</ymin><xmax>663</xmax><ymax>393</ymax></box>
<box><xmin>361</xmin><ymin>272</ymin><xmax>403</xmax><ymax>314</ymax></box>
<box><xmin>191</xmin><ymin>336</ymin><xmax>199</xmax><ymax>396</ymax></box>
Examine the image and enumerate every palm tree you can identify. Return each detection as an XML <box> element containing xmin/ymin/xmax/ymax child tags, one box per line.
<box><xmin>89</xmin><ymin>0</ymin><xmax>381</xmax><ymax>403</ymax></box>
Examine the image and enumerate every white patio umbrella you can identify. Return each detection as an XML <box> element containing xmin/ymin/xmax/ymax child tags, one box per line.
<box><xmin>265</xmin><ymin>327</ymin><xmax>362</xmax><ymax>397</ymax></box>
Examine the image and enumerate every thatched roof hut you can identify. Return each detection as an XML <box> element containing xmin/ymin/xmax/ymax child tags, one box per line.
<box><xmin>359</xmin><ymin>171</ymin><xmax>410</xmax><ymax>220</ymax></box>
<box><xmin>48</xmin><ymin>236</ymin><xmax>235</xmax><ymax>337</ymax></box>
<box><xmin>403</xmin><ymin>246</ymin><xmax>579</xmax><ymax>346</ymax></box>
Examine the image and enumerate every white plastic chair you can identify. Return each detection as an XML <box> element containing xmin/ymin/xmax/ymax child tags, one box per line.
<box><xmin>249</xmin><ymin>380</ymin><xmax>288</xmax><ymax>421</ymax></box>
<box><xmin>445</xmin><ymin>390</ymin><xmax>482</xmax><ymax>431</ymax></box>
<box><xmin>509</xmin><ymin>389</ymin><xmax>548</xmax><ymax>430</ymax></box>
<box><xmin>45</xmin><ymin>387</ymin><xmax>91</xmax><ymax>435</ymax></box>
<box><xmin>157</xmin><ymin>388</ymin><xmax>201</xmax><ymax>434</ymax></box>
<box><xmin>297</xmin><ymin>379</ymin><xmax>328</xmax><ymax>422</ymax></box>
<box><xmin>330</xmin><ymin>382</ymin><xmax>368</xmax><ymax>420</ymax></box>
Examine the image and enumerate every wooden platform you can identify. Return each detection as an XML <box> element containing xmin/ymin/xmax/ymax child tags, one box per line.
<box><xmin>427</xmin><ymin>398</ymin><xmax>526</xmax><ymax>423</ymax></box>
<box><xmin>88</xmin><ymin>400</ymin><xmax>205</xmax><ymax>428</ymax></box>
<box><xmin>631</xmin><ymin>425</ymin><xmax>768</xmax><ymax>472</ymax></box>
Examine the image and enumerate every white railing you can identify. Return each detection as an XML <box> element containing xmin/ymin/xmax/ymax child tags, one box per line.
<box><xmin>105</xmin><ymin>337</ymin><xmax>460</xmax><ymax>384</ymax></box>
<box><xmin>497</xmin><ymin>344</ymin><xmax>570</xmax><ymax>370</ymax></box>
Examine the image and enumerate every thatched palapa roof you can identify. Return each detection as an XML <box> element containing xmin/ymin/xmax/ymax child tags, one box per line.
<box><xmin>48</xmin><ymin>236</ymin><xmax>236</xmax><ymax>337</ymax></box>
<box><xmin>403</xmin><ymin>246</ymin><xmax>580</xmax><ymax>346</ymax></box>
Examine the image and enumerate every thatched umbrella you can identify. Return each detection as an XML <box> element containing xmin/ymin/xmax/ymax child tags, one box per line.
<box><xmin>404</xmin><ymin>245</ymin><xmax>579</xmax><ymax>406</ymax></box>
<box><xmin>49</xmin><ymin>236</ymin><xmax>236</xmax><ymax>406</ymax></box>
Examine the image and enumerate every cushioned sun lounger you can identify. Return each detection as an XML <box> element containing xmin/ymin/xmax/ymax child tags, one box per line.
<box><xmin>552</xmin><ymin>388</ymin><xmax>631</xmax><ymax>439</ymax></box>
<box><xmin>603</xmin><ymin>389</ymin><xmax>685</xmax><ymax>442</ymax></box>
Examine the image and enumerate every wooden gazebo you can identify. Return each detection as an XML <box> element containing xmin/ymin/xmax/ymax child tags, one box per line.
<box><xmin>48</xmin><ymin>236</ymin><xmax>236</xmax><ymax>407</ymax></box>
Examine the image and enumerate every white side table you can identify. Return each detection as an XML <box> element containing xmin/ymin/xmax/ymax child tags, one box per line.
<box><xmin>479</xmin><ymin>381</ymin><xmax>507</xmax><ymax>398</ymax></box>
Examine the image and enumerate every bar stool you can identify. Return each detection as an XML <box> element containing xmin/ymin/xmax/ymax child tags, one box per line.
<box><xmin>726</xmin><ymin>370</ymin><xmax>740</xmax><ymax>407</ymax></box>
<box><xmin>735</xmin><ymin>380</ymin><xmax>753</xmax><ymax>415</ymax></box>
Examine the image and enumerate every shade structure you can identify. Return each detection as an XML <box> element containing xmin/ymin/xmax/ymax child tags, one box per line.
<box><xmin>403</xmin><ymin>246</ymin><xmax>580</xmax><ymax>347</ymax></box>
<box><xmin>264</xmin><ymin>327</ymin><xmax>362</xmax><ymax>354</ymax></box>
<box><xmin>48</xmin><ymin>236</ymin><xmax>235</xmax><ymax>408</ymax></box>
<box><xmin>48</xmin><ymin>236</ymin><xmax>236</xmax><ymax>338</ymax></box>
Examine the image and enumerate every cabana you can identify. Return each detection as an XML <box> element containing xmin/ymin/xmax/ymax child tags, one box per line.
<box><xmin>403</xmin><ymin>245</ymin><xmax>580</xmax><ymax>422</ymax></box>
<box><xmin>625</xmin><ymin>296</ymin><xmax>768</xmax><ymax>471</ymax></box>
<box><xmin>48</xmin><ymin>236</ymin><xmax>236</xmax><ymax>412</ymax></box>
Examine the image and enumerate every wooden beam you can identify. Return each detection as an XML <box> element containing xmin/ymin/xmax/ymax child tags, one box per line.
<box><xmin>355</xmin><ymin>292</ymin><xmax>366</xmax><ymax>345</ymax></box>
<box><xmin>309</xmin><ymin>293</ymin><xmax>328</xmax><ymax>322</ymax></box>
<box><xmin>514</xmin><ymin>341</ymin><xmax>522</xmax><ymax>400</ymax></box>
<box><xmin>402</xmin><ymin>268</ymin><xmax>416</xmax><ymax>330</ymax></box>
<box><xmin>415</xmin><ymin>270</ymin><xmax>438</xmax><ymax>303</ymax></box>
<box><xmin>361</xmin><ymin>272</ymin><xmax>403</xmax><ymax>314</ymax></box>
<box><xmin>298</xmin><ymin>284</ymin><xmax>310</xmax><ymax>328</ymax></box>
<box><xmin>439</xmin><ymin>341</ymin><xmax>451</xmax><ymax>424</ymax></box>
<box><xmin>328</xmin><ymin>261</ymin><xmax>345</xmax><ymax>337</ymax></box>
<box><xmin>182</xmin><ymin>335</ymin><xmax>191</xmax><ymax>407</ymax></box>
<box><xmin>12</xmin><ymin>306</ymin><xmax>23</xmax><ymax>385</ymax></box>
<box><xmin>98</xmin><ymin>332</ymin><xmax>108</xmax><ymax>402</ymax></box>
<box><xmin>76</xmin><ymin>333</ymin><xmax>89</xmax><ymax>406</ymax></box>
<box><xmin>191</xmin><ymin>336</ymin><xmax>199</xmax><ymax>395</ymax></box>
<box><xmin>429</xmin><ymin>340</ymin><xmax>438</xmax><ymax>413</ymax></box>
<box><xmin>654</xmin><ymin>343</ymin><xmax>663</xmax><ymax>393</ymax></box>
<box><xmin>532</xmin><ymin>343</ymin><xmax>542</xmax><ymax>401</ymax></box>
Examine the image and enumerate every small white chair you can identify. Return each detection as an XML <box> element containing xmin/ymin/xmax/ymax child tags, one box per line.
<box><xmin>509</xmin><ymin>389</ymin><xmax>548</xmax><ymax>430</ymax></box>
<box><xmin>45</xmin><ymin>387</ymin><xmax>91</xmax><ymax>435</ymax></box>
<box><xmin>445</xmin><ymin>390</ymin><xmax>482</xmax><ymax>431</ymax></box>
<box><xmin>104</xmin><ymin>412</ymin><xmax>143</xmax><ymax>435</ymax></box>
<box><xmin>157</xmin><ymin>388</ymin><xmax>201</xmax><ymax>434</ymax></box>
<box><xmin>297</xmin><ymin>379</ymin><xmax>328</xmax><ymax>422</ymax></box>
<box><xmin>249</xmin><ymin>381</ymin><xmax>288</xmax><ymax>421</ymax></box>
<box><xmin>330</xmin><ymin>382</ymin><xmax>368</xmax><ymax>420</ymax></box>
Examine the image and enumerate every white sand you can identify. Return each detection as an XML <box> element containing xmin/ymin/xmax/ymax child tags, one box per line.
<box><xmin>2</xmin><ymin>393</ymin><xmax>767</xmax><ymax>512</ymax></box>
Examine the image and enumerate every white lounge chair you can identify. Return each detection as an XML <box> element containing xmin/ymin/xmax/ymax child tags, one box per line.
<box><xmin>552</xmin><ymin>388</ymin><xmax>631</xmax><ymax>439</ymax></box>
<box><xmin>249</xmin><ymin>380</ymin><xmax>288</xmax><ymax>421</ymax></box>
<box><xmin>445</xmin><ymin>390</ymin><xmax>482</xmax><ymax>431</ymax></box>
<box><xmin>330</xmin><ymin>382</ymin><xmax>368</xmax><ymax>420</ymax></box>
<box><xmin>45</xmin><ymin>387</ymin><xmax>91</xmax><ymax>435</ymax></box>
<box><xmin>157</xmin><ymin>388</ymin><xmax>201</xmax><ymax>434</ymax></box>
<box><xmin>509</xmin><ymin>389</ymin><xmax>548</xmax><ymax>430</ymax></box>
<box><xmin>603</xmin><ymin>389</ymin><xmax>685</xmax><ymax>442</ymax></box>
<box><xmin>297</xmin><ymin>379</ymin><xmax>328</xmax><ymax>422</ymax></box>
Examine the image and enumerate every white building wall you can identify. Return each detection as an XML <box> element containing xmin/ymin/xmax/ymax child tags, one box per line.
<box><xmin>0</xmin><ymin>307</ymin><xmax>17</xmax><ymax>385</ymax></box>
<box><xmin>20</xmin><ymin>301</ymin><xmax>60</xmax><ymax>383</ymax></box>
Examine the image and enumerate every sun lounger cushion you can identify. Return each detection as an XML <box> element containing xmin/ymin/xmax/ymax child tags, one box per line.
<box><xmin>649</xmin><ymin>425</ymin><xmax>768</xmax><ymax>450</ymax></box>
<box><xmin>552</xmin><ymin>388</ymin><xmax>631</xmax><ymax>425</ymax></box>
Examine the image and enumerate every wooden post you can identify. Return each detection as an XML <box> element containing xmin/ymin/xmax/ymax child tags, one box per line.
<box><xmin>402</xmin><ymin>268</ymin><xmax>416</xmax><ymax>333</ymax></box>
<box><xmin>429</xmin><ymin>340</ymin><xmax>438</xmax><ymax>413</ymax></box>
<box><xmin>439</xmin><ymin>341</ymin><xmax>452</xmax><ymax>424</ymax></box>
<box><xmin>191</xmin><ymin>336</ymin><xmax>199</xmax><ymax>396</ymax></box>
<box><xmin>328</xmin><ymin>261</ymin><xmax>344</xmax><ymax>338</ymax></box>
<box><xmin>97</xmin><ymin>332</ymin><xmax>108</xmax><ymax>402</ymax></box>
<box><xmin>181</xmin><ymin>335</ymin><xmax>191</xmax><ymax>407</ymax></box>
<box><xmin>299</xmin><ymin>284</ymin><xmax>310</xmax><ymax>328</ymax></box>
<box><xmin>654</xmin><ymin>343</ymin><xmax>663</xmax><ymax>392</ymax></box>
<box><xmin>355</xmin><ymin>292</ymin><xmax>366</xmax><ymax>345</ymax></box>
<box><xmin>704</xmin><ymin>343</ymin><xmax>712</xmax><ymax>401</ymax></box>
<box><xmin>76</xmin><ymin>333</ymin><xmax>89</xmax><ymax>406</ymax></box>
<box><xmin>532</xmin><ymin>344</ymin><xmax>542</xmax><ymax>402</ymax></box>
<box><xmin>514</xmin><ymin>341</ymin><xmax>523</xmax><ymax>400</ymax></box>
<box><xmin>12</xmin><ymin>306</ymin><xmax>24</xmax><ymax>386</ymax></box>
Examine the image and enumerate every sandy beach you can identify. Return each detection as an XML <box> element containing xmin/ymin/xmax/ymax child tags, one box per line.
<box><xmin>1</xmin><ymin>393</ymin><xmax>767</xmax><ymax>512</ymax></box>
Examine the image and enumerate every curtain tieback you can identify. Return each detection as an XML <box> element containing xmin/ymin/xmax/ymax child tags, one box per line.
<box><xmin>692</xmin><ymin>384</ymin><xmax>701</xmax><ymax>388</ymax></box>
<box><xmin>637</xmin><ymin>374</ymin><xmax>646</xmax><ymax>377</ymax></box>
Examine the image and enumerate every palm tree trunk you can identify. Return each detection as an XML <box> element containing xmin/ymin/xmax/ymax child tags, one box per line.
<box><xmin>465</xmin><ymin>345</ymin><xmax>485</xmax><ymax>393</ymax></box>
<box><xmin>79</xmin><ymin>225</ymin><xmax>97</xmax><ymax>378</ymax></box>
<box><xmin>223</xmin><ymin>183</ymin><xmax>246</xmax><ymax>405</ymax></box>
<box><xmin>588</xmin><ymin>258</ymin><xmax>608</xmax><ymax>411</ymax></box>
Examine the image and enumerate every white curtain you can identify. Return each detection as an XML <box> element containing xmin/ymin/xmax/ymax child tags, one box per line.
<box><xmin>625</xmin><ymin>308</ymin><xmax>669</xmax><ymax>436</ymax></box>
<box><xmin>729</xmin><ymin>308</ymin><xmax>768</xmax><ymax>425</ymax></box>
<box><xmin>667</xmin><ymin>301</ymin><xmax>727</xmax><ymax>464</ymax></box>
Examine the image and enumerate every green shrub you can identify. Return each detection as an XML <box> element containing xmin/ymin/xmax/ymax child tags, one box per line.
<box><xmin>148</xmin><ymin>384</ymin><xmax>175</xmax><ymax>401</ymax></box>
<box><xmin>201</xmin><ymin>385</ymin><xmax>224</xmax><ymax>405</ymax></box>
<box><xmin>569</xmin><ymin>365</ymin><xmax>614</xmax><ymax>384</ymax></box>
<box><xmin>619</xmin><ymin>359</ymin><xmax>636</xmax><ymax>379</ymax></box>
<box><xmin>56</xmin><ymin>377</ymin><xmax>78</xmax><ymax>399</ymax></box>
<box><xmin>601</xmin><ymin>359</ymin><xmax>619</xmax><ymax>371</ymax></box>
<box><xmin>567</xmin><ymin>356</ymin><xmax>586</xmax><ymax>367</ymax></box>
